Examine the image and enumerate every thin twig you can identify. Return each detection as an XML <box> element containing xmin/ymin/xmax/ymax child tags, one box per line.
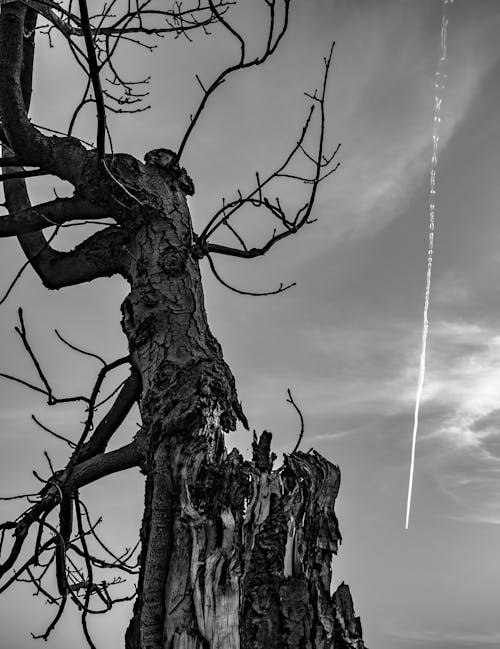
<box><xmin>55</xmin><ymin>329</ymin><xmax>106</xmax><ymax>366</ymax></box>
<box><xmin>287</xmin><ymin>389</ymin><xmax>305</xmax><ymax>454</ymax></box>
<box><xmin>206</xmin><ymin>253</ymin><xmax>295</xmax><ymax>296</ymax></box>
<box><xmin>78</xmin><ymin>0</ymin><xmax>107</xmax><ymax>157</ymax></box>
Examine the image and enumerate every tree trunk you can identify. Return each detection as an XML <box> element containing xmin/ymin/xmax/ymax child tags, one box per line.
<box><xmin>78</xmin><ymin>150</ymin><xmax>366</xmax><ymax>649</ymax></box>
<box><xmin>125</xmin><ymin>431</ymin><xmax>367</xmax><ymax>649</ymax></box>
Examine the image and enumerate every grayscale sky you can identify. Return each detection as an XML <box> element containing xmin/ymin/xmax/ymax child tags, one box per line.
<box><xmin>1</xmin><ymin>1</ymin><xmax>500</xmax><ymax>647</ymax></box>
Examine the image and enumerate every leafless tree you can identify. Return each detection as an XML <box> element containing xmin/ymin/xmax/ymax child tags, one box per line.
<box><xmin>0</xmin><ymin>2</ymin><xmax>366</xmax><ymax>648</ymax></box>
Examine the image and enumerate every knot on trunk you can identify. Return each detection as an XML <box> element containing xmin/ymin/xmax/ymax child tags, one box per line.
<box><xmin>144</xmin><ymin>148</ymin><xmax>195</xmax><ymax>195</ymax></box>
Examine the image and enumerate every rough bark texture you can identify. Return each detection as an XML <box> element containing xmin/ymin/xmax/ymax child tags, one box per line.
<box><xmin>69</xmin><ymin>150</ymin><xmax>367</xmax><ymax>649</ymax></box>
<box><xmin>54</xmin><ymin>149</ymin><xmax>364</xmax><ymax>649</ymax></box>
<box><xmin>3</xmin><ymin>129</ymin><xmax>366</xmax><ymax>647</ymax></box>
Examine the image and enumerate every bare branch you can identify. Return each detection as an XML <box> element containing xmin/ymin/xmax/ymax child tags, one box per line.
<box><xmin>14</xmin><ymin>307</ymin><xmax>87</xmax><ymax>406</ymax></box>
<box><xmin>198</xmin><ymin>104</ymin><xmax>317</xmax><ymax>242</ymax></box>
<box><xmin>199</xmin><ymin>43</ymin><xmax>339</xmax><ymax>262</ymax></box>
<box><xmin>175</xmin><ymin>0</ymin><xmax>291</xmax><ymax>161</ymax></box>
<box><xmin>0</xmin><ymin>17</ymin><xmax>123</xmax><ymax>294</ymax></box>
<box><xmin>23</xmin><ymin>0</ymin><xmax>236</xmax><ymax>124</ymax></box>
<box><xmin>0</xmin><ymin>4</ymin><xmax>88</xmax><ymax>181</ymax></box>
<box><xmin>31</xmin><ymin>589</ymin><xmax>68</xmax><ymax>641</ymax></box>
<box><xmin>54</xmin><ymin>329</ymin><xmax>107</xmax><ymax>366</ymax></box>
<box><xmin>0</xmin><ymin>492</ymin><xmax>38</xmax><ymax>502</ymax></box>
<box><xmin>0</xmin><ymin>196</ymin><xmax>111</xmax><ymax>237</ymax></box>
<box><xmin>0</xmin><ymin>226</ymin><xmax>60</xmax><ymax>307</ymax></box>
<box><xmin>206</xmin><ymin>252</ymin><xmax>295</xmax><ymax>297</ymax></box>
<box><xmin>0</xmin><ymin>442</ymin><xmax>141</xmax><ymax>588</ymax></box>
<box><xmin>76</xmin><ymin>499</ymin><xmax>140</xmax><ymax>572</ymax></box>
<box><xmin>18</xmin><ymin>223</ymin><xmax>128</xmax><ymax>290</ymax></box>
<box><xmin>32</xmin><ymin>414</ymin><xmax>77</xmax><ymax>448</ymax></box>
<box><xmin>70</xmin><ymin>356</ymin><xmax>131</xmax><ymax>456</ymax></box>
<box><xmin>65</xmin><ymin>442</ymin><xmax>142</xmax><ymax>492</ymax></box>
<box><xmin>0</xmin><ymin>168</ymin><xmax>49</xmax><ymax>182</ymax></box>
<box><xmin>286</xmin><ymin>389</ymin><xmax>305</xmax><ymax>454</ymax></box>
<box><xmin>74</xmin><ymin>495</ymin><xmax>98</xmax><ymax>649</ymax></box>
<box><xmin>78</xmin><ymin>0</ymin><xmax>106</xmax><ymax>158</ymax></box>
<box><xmin>76</xmin><ymin>370</ymin><xmax>141</xmax><ymax>463</ymax></box>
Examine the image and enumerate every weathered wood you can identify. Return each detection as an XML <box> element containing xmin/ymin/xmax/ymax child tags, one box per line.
<box><xmin>125</xmin><ymin>420</ymin><xmax>366</xmax><ymax>648</ymax></box>
<box><xmin>61</xmin><ymin>149</ymin><xmax>366</xmax><ymax>649</ymax></box>
<box><xmin>333</xmin><ymin>583</ymin><xmax>366</xmax><ymax>649</ymax></box>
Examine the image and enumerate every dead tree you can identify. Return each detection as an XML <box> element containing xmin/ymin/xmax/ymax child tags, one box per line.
<box><xmin>0</xmin><ymin>2</ymin><xmax>366</xmax><ymax>648</ymax></box>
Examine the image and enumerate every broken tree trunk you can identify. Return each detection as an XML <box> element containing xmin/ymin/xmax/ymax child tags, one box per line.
<box><xmin>48</xmin><ymin>148</ymin><xmax>366</xmax><ymax>648</ymax></box>
<box><xmin>126</xmin><ymin>424</ymin><xmax>367</xmax><ymax>648</ymax></box>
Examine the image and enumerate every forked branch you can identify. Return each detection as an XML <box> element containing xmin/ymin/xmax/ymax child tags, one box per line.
<box><xmin>195</xmin><ymin>43</ymin><xmax>338</xmax><ymax>295</ymax></box>
<box><xmin>0</xmin><ymin>326</ymin><xmax>143</xmax><ymax>642</ymax></box>
<box><xmin>176</xmin><ymin>0</ymin><xmax>291</xmax><ymax>161</ymax></box>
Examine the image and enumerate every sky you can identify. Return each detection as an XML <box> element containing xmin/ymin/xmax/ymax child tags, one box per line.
<box><xmin>1</xmin><ymin>0</ymin><xmax>500</xmax><ymax>647</ymax></box>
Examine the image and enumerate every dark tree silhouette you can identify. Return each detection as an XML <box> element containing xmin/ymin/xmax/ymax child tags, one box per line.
<box><xmin>0</xmin><ymin>2</ymin><xmax>366</xmax><ymax>648</ymax></box>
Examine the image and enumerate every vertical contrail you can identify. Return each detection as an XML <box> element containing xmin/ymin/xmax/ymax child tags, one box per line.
<box><xmin>405</xmin><ymin>0</ymin><xmax>453</xmax><ymax>530</ymax></box>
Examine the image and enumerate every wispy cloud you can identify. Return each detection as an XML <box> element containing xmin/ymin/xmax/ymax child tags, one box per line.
<box><xmin>401</xmin><ymin>318</ymin><xmax>500</xmax><ymax>523</ymax></box>
<box><xmin>304</xmin><ymin>4</ymin><xmax>500</xmax><ymax>255</ymax></box>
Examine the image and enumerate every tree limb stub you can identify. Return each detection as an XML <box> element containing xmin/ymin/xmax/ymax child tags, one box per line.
<box><xmin>16</xmin><ymin>224</ymin><xmax>129</xmax><ymax>289</ymax></box>
<box><xmin>67</xmin><ymin>442</ymin><xmax>142</xmax><ymax>491</ymax></box>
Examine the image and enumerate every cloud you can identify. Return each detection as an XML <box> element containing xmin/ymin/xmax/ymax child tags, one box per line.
<box><xmin>299</xmin><ymin>2</ymin><xmax>500</xmax><ymax>258</ymax></box>
<box><xmin>400</xmin><ymin>318</ymin><xmax>500</xmax><ymax>523</ymax></box>
<box><xmin>423</xmin><ymin>320</ymin><xmax>500</xmax><ymax>420</ymax></box>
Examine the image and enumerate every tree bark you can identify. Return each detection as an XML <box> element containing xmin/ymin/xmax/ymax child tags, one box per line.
<box><xmin>83</xmin><ymin>151</ymin><xmax>367</xmax><ymax>649</ymax></box>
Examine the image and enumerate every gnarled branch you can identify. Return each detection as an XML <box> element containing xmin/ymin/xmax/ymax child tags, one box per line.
<box><xmin>3</xmin><ymin>172</ymin><xmax>127</xmax><ymax>289</ymax></box>
<box><xmin>17</xmin><ymin>225</ymin><xmax>128</xmax><ymax>289</ymax></box>
<box><xmin>0</xmin><ymin>4</ymin><xmax>88</xmax><ymax>182</ymax></box>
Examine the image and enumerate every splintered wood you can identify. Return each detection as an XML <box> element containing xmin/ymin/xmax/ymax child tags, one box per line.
<box><xmin>163</xmin><ymin>428</ymin><xmax>367</xmax><ymax>649</ymax></box>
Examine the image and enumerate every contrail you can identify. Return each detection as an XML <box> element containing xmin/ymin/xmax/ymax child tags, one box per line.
<box><xmin>405</xmin><ymin>0</ymin><xmax>453</xmax><ymax>530</ymax></box>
